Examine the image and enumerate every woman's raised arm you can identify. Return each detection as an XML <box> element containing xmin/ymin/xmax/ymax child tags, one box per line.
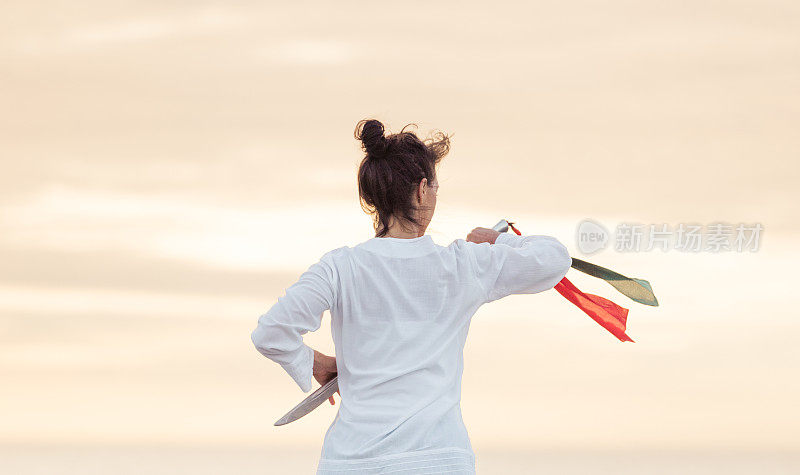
<box><xmin>466</xmin><ymin>228</ymin><xmax>571</xmax><ymax>303</ymax></box>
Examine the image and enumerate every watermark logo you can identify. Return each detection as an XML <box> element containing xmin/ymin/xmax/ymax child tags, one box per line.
<box><xmin>575</xmin><ymin>220</ymin><xmax>763</xmax><ymax>255</ymax></box>
<box><xmin>576</xmin><ymin>219</ymin><xmax>610</xmax><ymax>254</ymax></box>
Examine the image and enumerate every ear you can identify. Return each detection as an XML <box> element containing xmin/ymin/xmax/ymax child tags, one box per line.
<box><xmin>417</xmin><ymin>178</ymin><xmax>427</xmax><ymax>203</ymax></box>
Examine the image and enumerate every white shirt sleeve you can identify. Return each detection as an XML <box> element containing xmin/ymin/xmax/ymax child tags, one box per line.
<box><xmin>250</xmin><ymin>251</ymin><xmax>339</xmax><ymax>392</ymax></box>
<box><xmin>469</xmin><ymin>232</ymin><xmax>572</xmax><ymax>303</ymax></box>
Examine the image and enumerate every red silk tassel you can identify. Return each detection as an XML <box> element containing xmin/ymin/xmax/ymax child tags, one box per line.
<box><xmin>506</xmin><ymin>221</ymin><xmax>634</xmax><ymax>342</ymax></box>
<box><xmin>554</xmin><ymin>277</ymin><xmax>634</xmax><ymax>342</ymax></box>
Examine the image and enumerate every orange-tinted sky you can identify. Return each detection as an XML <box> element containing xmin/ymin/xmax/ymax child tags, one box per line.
<box><xmin>1</xmin><ymin>0</ymin><xmax>798</xmax><ymax>453</ymax></box>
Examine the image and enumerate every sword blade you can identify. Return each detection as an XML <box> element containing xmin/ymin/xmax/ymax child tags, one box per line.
<box><xmin>274</xmin><ymin>376</ymin><xmax>339</xmax><ymax>426</ymax></box>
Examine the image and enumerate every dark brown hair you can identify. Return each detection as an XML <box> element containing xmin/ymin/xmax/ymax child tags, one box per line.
<box><xmin>355</xmin><ymin>119</ymin><xmax>450</xmax><ymax>237</ymax></box>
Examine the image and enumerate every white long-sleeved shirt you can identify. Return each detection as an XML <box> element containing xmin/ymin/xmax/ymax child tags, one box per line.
<box><xmin>251</xmin><ymin>232</ymin><xmax>571</xmax><ymax>474</ymax></box>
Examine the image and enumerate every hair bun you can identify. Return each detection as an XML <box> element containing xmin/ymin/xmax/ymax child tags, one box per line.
<box><xmin>355</xmin><ymin>119</ymin><xmax>388</xmax><ymax>158</ymax></box>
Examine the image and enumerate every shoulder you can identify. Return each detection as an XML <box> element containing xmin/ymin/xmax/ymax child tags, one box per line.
<box><xmin>446</xmin><ymin>237</ymin><xmax>492</xmax><ymax>253</ymax></box>
<box><xmin>322</xmin><ymin>244</ymin><xmax>351</xmax><ymax>257</ymax></box>
<box><xmin>318</xmin><ymin>245</ymin><xmax>351</xmax><ymax>265</ymax></box>
<box><xmin>318</xmin><ymin>246</ymin><xmax>353</xmax><ymax>269</ymax></box>
<box><xmin>443</xmin><ymin>238</ymin><xmax>492</xmax><ymax>264</ymax></box>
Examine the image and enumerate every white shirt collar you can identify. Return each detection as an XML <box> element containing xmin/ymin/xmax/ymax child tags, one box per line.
<box><xmin>355</xmin><ymin>234</ymin><xmax>438</xmax><ymax>258</ymax></box>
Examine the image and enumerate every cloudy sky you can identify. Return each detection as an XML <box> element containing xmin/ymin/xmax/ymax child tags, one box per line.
<box><xmin>1</xmin><ymin>0</ymin><xmax>798</xmax><ymax>470</ymax></box>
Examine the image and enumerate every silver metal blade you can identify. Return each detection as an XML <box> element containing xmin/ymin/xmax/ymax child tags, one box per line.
<box><xmin>274</xmin><ymin>376</ymin><xmax>339</xmax><ymax>426</ymax></box>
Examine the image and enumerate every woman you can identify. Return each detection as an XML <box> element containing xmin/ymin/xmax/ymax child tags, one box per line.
<box><xmin>251</xmin><ymin>119</ymin><xmax>572</xmax><ymax>474</ymax></box>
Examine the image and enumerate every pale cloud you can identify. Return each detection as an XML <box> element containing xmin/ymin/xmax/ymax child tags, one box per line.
<box><xmin>3</xmin><ymin>185</ymin><xmax>798</xmax><ymax>326</ymax></box>
<box><xmin>11</xmin><ymin>6</ymin><xmax>246</xmax><ymax>53</ymax></box>
<box><xmin>269</xmin><ymin>39</ymin><xmax>361</xmax><ymax>65</ymax></box>
<box><xmin>0</xmin><ymin>185</ymin><xmax>573</xmax><ymax>273</ymax></box>
<box><xmin>65</xmin><ymin>19</ymin><xmax>175</xmax><ymax>45</ymax></box>
<box><xmin>0</xmin><ymin>185</ymin><xmax>373</xmax><ymax>272</ymax></box>
<box><xmin>0</xmin><ymin>284</ymin><xmax>262</xmax><ymax>321</ymax></box>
